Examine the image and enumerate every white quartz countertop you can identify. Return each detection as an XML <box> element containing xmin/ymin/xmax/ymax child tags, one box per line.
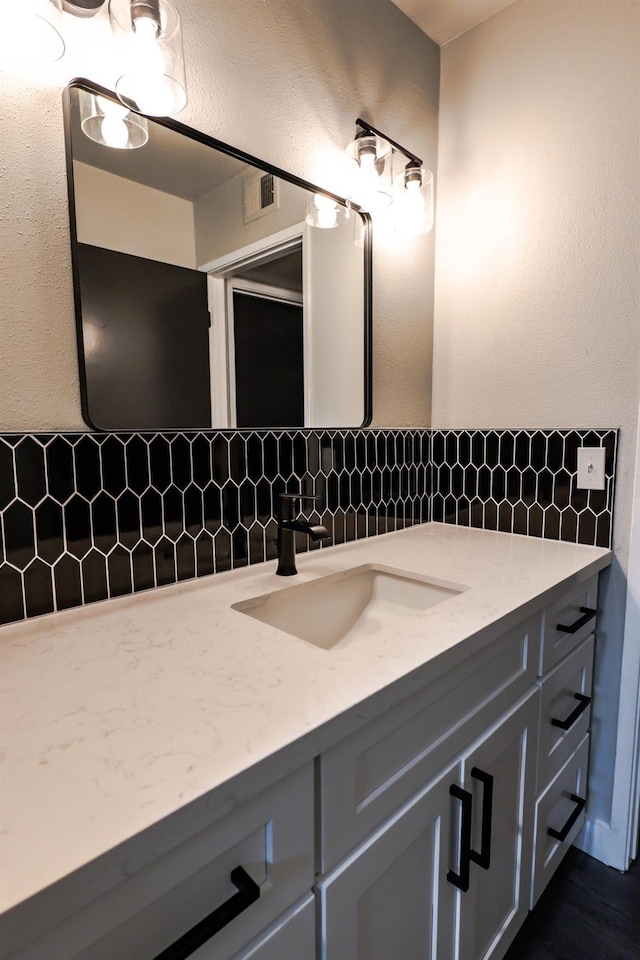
<box><xmin>0</xmin><ymin>523</ymin><xmax>611</xmax><ymax>916</ymax></box>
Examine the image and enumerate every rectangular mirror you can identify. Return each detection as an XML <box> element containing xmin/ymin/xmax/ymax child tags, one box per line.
<box><xmin>64</xmin><ymin>80</ymin><xmax>372</xmax><ymax>432</ymax></box>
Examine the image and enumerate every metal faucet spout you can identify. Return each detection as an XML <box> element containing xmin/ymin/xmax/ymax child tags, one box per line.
<box><xmin>283</xmin><ymin>519</ymin><xmax>330</xmax><ymax>541</ymax></box>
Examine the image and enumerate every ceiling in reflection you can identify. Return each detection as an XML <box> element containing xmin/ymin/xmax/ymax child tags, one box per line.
<box><xmin>71</xmin><ymin>105</ymin><xmax>244</xmax><ymax>201</ymax></box>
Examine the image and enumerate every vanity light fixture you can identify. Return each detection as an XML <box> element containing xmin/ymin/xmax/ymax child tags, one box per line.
<box><xmin>79</xmin><ymin>88</ymin><xmax>149</xmax><ymax>148</ymax></box>
<box><xmin>0</xmin><ymin>0</ymin><xmax>66</xmax><ymax>67</ymax></box>
<box><xmin>305</xmin><ymin>192</ymin><xmax>350</xmax><ymax>230</ymax></box>
<box><xmin>108</xmin><ymin>0</ymin><xmax>187</xmax><ymax>117</ymax></box>
<box><xmin>347</xmin><ymin>119</ymin><xmax>434</xmax><ymax>234</ymax></box>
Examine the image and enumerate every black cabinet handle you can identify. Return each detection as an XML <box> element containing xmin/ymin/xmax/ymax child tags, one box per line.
<box><xmin>556</xmin><ymin>607</ymin><xmax>597</xmax><ymax>635</ymax></box>
<box><xmin>551</xmin><ymin>692</ymin><xmax>592</xmax><ymax>731</ymax></box>
<box><xmin>153</xmin><ymin>866</ymin><xmax>260</xmax><ymax>960</ymax></box>
<box><xmin>469</xmin><ymin>767</ymin><xmax>494</xmax><ymax>871</ymax></box>
<box><xmin>447</xmin><ymin>784</ymin><xmax>473</xmax><ymax>892</ymax></box>
<box><xmin>547</xmin><ymin>793</ymin><xmax>587</xmax><ymax>843</ymax></box>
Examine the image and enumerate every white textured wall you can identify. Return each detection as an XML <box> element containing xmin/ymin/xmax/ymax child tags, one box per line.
<box><xmin>74</xmin><ymin>162</ymin><xmax>196</xmax><ymax>268</ymax></box>
<box><xmin>434</xmin><ymin>0</ymin><xmax>640</xmax><ymax>830</ymax></box>
<box><xmin>0</xmin><ymin>0</ymin><xmax>439</xmax><ymax>431</ymax></box>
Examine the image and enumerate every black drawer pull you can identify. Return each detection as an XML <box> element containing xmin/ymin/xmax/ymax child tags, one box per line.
<box><xmin>153</xmin><ymin>866</ymin><xmax>260</xmax><ymax>960</ymax></box>
<box><xmin>547</xmin><ymin>793</ymin><xmax>587</xmax><ymax>843</ymax></box>
<box><xmin>447</xmin><ymin>784</ymin><xmax>473</xmax><ymax>892</ymax></box>
<box><xmin>556</xmin><ymin>607</ymin><xmax>597</xmax><ymax>635</ymax></box>
<box><xmin>469</xmin><ymin>767</ymin><xmax>494</xmax><ymax>871</ymax></box>
<box><xmin>551</xmin><ymin>692</ymin><xmax>592</xmax><ymax>731</ymax></box>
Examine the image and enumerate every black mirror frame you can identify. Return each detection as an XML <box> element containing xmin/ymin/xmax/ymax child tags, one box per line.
<box><xmin>62</xmin><ymin>78</ymin><xmax>373</xmax><ymax>433</ymax></box>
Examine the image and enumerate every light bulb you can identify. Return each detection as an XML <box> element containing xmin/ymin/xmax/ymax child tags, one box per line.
<box><xmin>315</xmin><ymin>194</ymin><xmax>338</xmax><ymax>229</ymax></box>
<box><xmin>133</xmin><ymin>14</ymin><xmax>159</xmax><ymax>42</ymax></box>
<box><xmin>406</xmin><ymin>179</ymin><xmax>426</xmax><ymax>220</ymax></box>
<box><xmin>128</xmin><ymin>15</ymin><xmax>174</xmax><ymax>115</ymax></box>
<box><xmin>79</xmin><ymin>89</ymin><xmax>149</xmax><ymax>150</ymax></box>
<box><xmin>101</xmin><ymin>114</ymin><xmax>129</xmax><ymax>148</ymax></box>
<box><xmin>358</xmin><ymin>153</ymin><xmax>379</xmax><ymax>194</ymax></box>
<box><xmin>395</xmin><ymin>173</ymin><xmax>433</xmax><ymax>237</ymax></box>
<box><xmin>406</xmin><ymin>179</ymin><xmax>423</xmax><ymax>202</ymax></box>
<box><xmin>349</xmin><ymin>139</ymin><xmax>392</xmax><ymax>213</ymax></box>
<box><xmin>97</xmin><ymin>96</ymin><xmax>131</xmax><ymax>147</ymax></box>
<box><xmin>306</xmin><ymin>191</ymin><xmax>349</xmax><ymax>230</ymax></box>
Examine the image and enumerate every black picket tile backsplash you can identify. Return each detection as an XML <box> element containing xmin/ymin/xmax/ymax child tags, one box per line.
<box><xmin>431</xmin><ymin>429</ymin><xmax>617</xmax><ymax>546</ymax></box>
<box><xmin>0</xmin><ymin>427</ymin><xmax>617</xmax><ymax>626</ymax></box>
<box><xmin>0</xmin><ymin>430</ymin><xmax>431</xmax><ymax>624</ymax></box>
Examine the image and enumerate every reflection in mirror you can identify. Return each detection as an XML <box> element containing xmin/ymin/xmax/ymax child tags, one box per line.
<box><xmin>64</xmin><ymin>81</ymin><xmax>371</xmax><ymax>432</ymax></box>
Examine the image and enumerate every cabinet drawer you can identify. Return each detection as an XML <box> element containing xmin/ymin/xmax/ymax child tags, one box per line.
<box><xmin>531</xmin><ymin>734</ymin><xmax>589</xmax><ymax>908</ymax></box>
<box><xmin>13</xmin><ymin>763</ymin><xmax>314</xmax><ymax>960</ymax></box>
<box><xmin>536</xmin><ymin>635</ymin><xmax>594</xmax><ymax>793</ymax></box>
<box><xmin>319</xmin><ymin>615</ymin><xmax>541</xmax><ymax>873</ymax></box>
<box><xmin>539</xmin><ymin>575</ymin><xmax>598</xmax><ymax>675</ymax></box>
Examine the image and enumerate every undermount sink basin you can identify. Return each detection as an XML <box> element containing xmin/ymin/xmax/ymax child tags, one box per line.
<box><xmin>232</xmin><ymin>564</ymin><xmax>468</xmax><ymax>650</ymax></box>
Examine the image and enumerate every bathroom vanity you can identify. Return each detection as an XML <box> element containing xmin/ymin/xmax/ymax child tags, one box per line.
<box><xmin>0</xmin><ymin>523</ymin><xmax>609</xmax><ymax>960</ymax></box>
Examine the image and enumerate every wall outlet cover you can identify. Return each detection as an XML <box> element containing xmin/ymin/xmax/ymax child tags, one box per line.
<box><xmin>577</xmin><ymin>446</ymin><xmax>606</xmax><ymax>490</ymax></box>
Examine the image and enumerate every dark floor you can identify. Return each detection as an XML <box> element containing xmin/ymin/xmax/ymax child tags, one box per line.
<box><xmin>503</xmin><ymin>847</ymin><xmax>640</xmax><ymax>960</ymax></box>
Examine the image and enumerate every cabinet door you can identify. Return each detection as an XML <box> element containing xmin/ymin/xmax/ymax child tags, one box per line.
<box><xmin>455</xmin><ymin>689</ymin><xmax>538</xmax><ymax>960</ymax></box>
<box><xmin>317</xmin><ymin>761</ymin><xmax>460</xmax><ymax>960</ymax></box>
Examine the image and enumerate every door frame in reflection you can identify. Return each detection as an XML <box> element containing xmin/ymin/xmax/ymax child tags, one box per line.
<box><xmin>204</xmin><ymin>222</ymin><xmax>310</xmax><ymax>428</ymax></box>
<box><xmin>227</xmin><ymin>279</ymin><xmax>304</xmax><ymax>428</ymax></box>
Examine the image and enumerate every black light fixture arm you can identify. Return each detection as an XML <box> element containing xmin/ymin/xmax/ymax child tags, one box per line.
<box><xmin>355</xmin><ymin>117</ymin><xmax>423</xmax><ymax>167</ymax></box>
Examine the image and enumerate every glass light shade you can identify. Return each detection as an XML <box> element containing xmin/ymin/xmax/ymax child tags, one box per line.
<box><xmin>109</xmin><ymin>0</ymin><xmax>187</xmax><ymax>117</ymax></box>
<box><xmin>394</xmin><ymin>166</ymin><xmax>434</xmax><ymax>237</ymax></box>
<box><xmin>305</xmin><ymin>192</ymin><xmax>350</xmax><ymax>230</ymax></box>
<box><xmin>79</xmin><ymin>89</ymin><xmax>149</xmax><ymax>149</ymax></box>
<box><xmin>0</xmin><ymin>0</ymin><xmax>65</xmax><ymax>67</ymax></box>
<box><xmin>345</xmin><ymin>131</ymin><xmax>393</xmax><ymax>214</ymax></box>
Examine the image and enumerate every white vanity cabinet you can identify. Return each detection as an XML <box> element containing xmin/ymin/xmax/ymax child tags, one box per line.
<box><xmin>1</xmin><ymin>559</ymin><xmax>604</xmax><ymax>960</ymax></box>
<box><xmin>314</xmin><ymin>574</ymin><xmax>599</xmax><ymax>960</ymax></box>
<box><xmin>317</xmin><ymin>688</ymin><xmax>539</xmax><ymax>960</ymax></box>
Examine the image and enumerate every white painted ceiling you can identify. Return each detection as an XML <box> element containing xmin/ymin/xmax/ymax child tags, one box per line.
<box><xmin>390</xmin><ymin>0</ymin><xmax>520</xmax><ymax>44</ymax></box>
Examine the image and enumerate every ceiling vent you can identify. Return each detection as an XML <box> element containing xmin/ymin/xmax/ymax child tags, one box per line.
<box><xmin>243</xmin><ymin>172</ymin><xmax>279</xmax><ymax>223</ymax></box>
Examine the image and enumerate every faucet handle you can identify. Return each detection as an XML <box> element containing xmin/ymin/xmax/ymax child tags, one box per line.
<box><xmin>277</xmin><ymin>493</ymin><xmax>320</xmax><ymax>520</ymax></box>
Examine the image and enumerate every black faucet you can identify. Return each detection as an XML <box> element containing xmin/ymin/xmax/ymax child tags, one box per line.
<box><xmin>276</xmin><ymin>493</ymin><xmax>330</xmax><ymax>576</ymax></box>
